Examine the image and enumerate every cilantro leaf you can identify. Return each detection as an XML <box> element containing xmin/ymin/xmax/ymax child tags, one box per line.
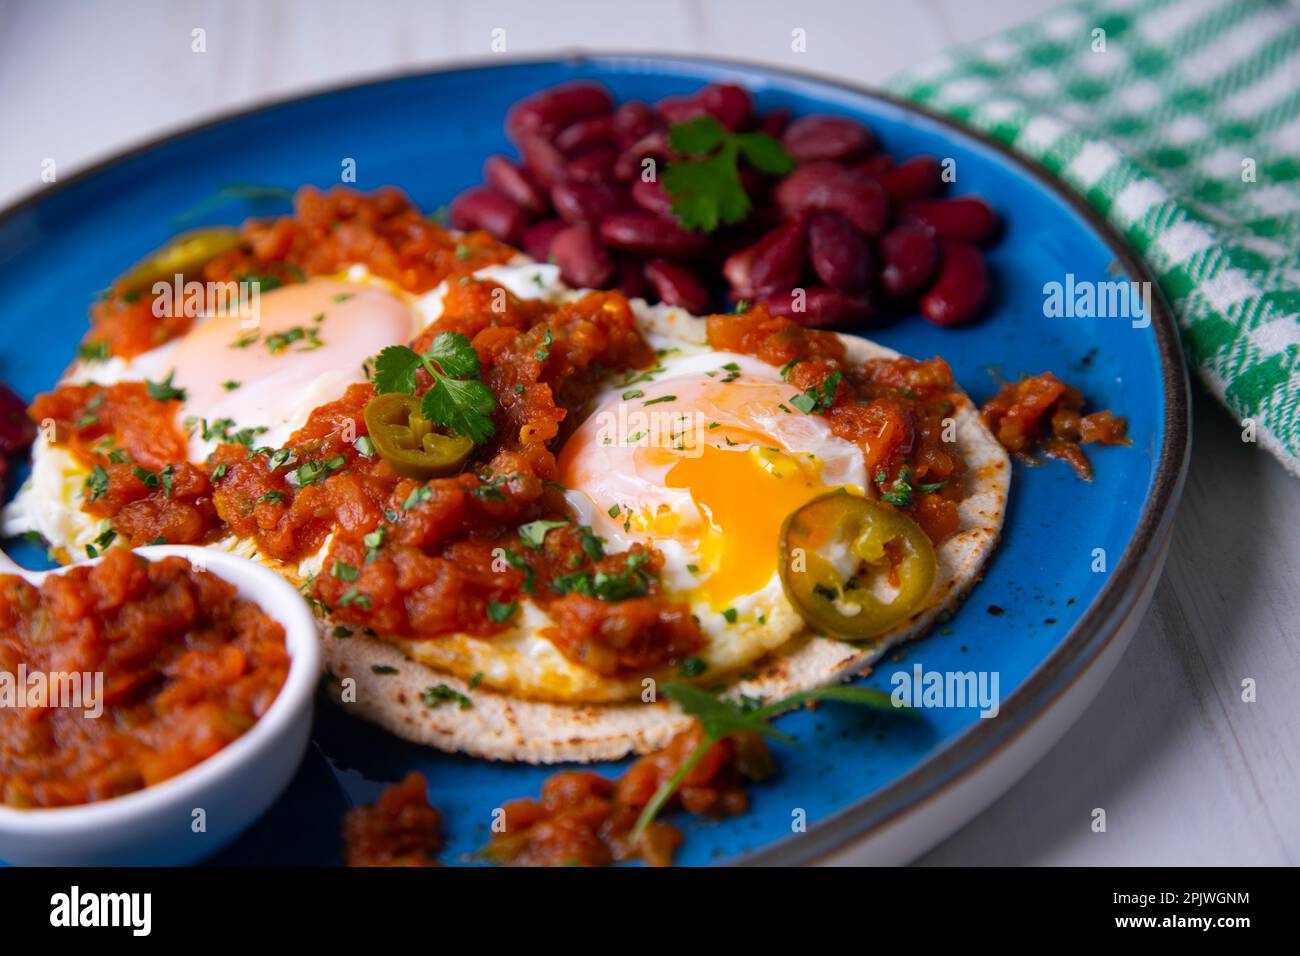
<box><xmin>734</xmin><ymin>132</ymin><xmax>796</xmax><ymax>175</ymax></box>
<box><xmin>376</xmin><ymin>337</ymin><xmax>496</xmax><ymax>445</ymax></box>
<box><xmin>425</xmin><ymin>331</ymin><xmax>481</xmax><ymax>379</ymax></box>
<box><xmin>667</xmin><ymin>115</ymin><xmax>728</xmax><ymax>155</ymax></box>
<box><xmin>422</xmin><ymin>376</ymin><xmax>496</xmax><ymax>445</ymax></box>
<box><xmin>663</xmin><ymin>150</ymin><xmax>749</xmax><ymax>233</ymax></box>
<box><xmin>662</xmin><ymin>119</ymin><xmax>793</xmax><ymax>233</ymax></box>
<box><xmin>372</xmin><ymin>344</ymin><xmax>424</xmax><ymax>395</ymax></box>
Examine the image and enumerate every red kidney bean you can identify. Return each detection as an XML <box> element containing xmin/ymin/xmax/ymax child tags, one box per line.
<box><xmin>522</xmin><ymin>218</ymin><xmax>567</xmax><ymax>262</ymax></box>
<box><xmin>880</xmin><ymin>156</ymin><xmax>943</xmax><ymax>203</ymax></box>
<box><xmin>506</xmin><ymin>81</ymin><xmax>614</xmax><ymax>143</ymax></box>
<box><xmin>483</xmin><ymin>156</ymin><xmax>548</xmax><ymax>217</ymax></box>
<box><xmin>0</xmin><ymin>382</ymin><xmax>35</xmax><ymax>455</ymax></box>
<box><xmin>774</xmin><ymin>161</ymin><xmax>890</xmax><ymax>237</ymax></box>
<box><xmin>551</xmin><ymin>178</ymin><xmax>623</xmax><ymax>225</ymax></box>
<box><xmin>781</xmin><ymin>115</ymin><xmax>876</xmax><ymax>163</ymax></box>
<box><xmin>644</xmin><ymin>259</ymin><xmax>712</xmax><ymax>313</ymax></box>
<box><xmin>700</xmin><ymin>83</ymin><xmax>753</xmax><ymax>131</ymax></box>
<box><xmin>450</xmin><ymin>187</ymin><xmax>527</xmax><ymax>245</ymax></box>
<box><xmin>761</xmin><ymin>286</ymin><xmax>875</xmax><ymax>328</ymax></box>
<box><xmin>613</xmin><ymin>101</ymin><xmax>662</xmax><ymax>149</ymax></box>
<box><xmin>807</xmin><ymin>211</ymin><xmax>872</xmax><ymax>293</ymax></box>
<box><xmin>746</xmin><ymin>219</ymin><xmax>808</xmax><ymax>296</ymax></box>
<box><xmin>554</xmin><ymin>115</ymin><xmax>616</xmax><ymax>156</ymax></box>
<box><xmin>613</xmin><ymin>129</ymin><xmax>671</xmax><ymax>182</ymax></box>
<box><xmin>630</xmin><ymin>178</ymin><xmax>675</xmax><ymax>219</ymax></box>
<box><xmin>600</xmin><ymin>211</ymin><xmax>708</xmax><ymax>259</ymax></box>
<box><xmin>551</xmin><ymin>223</ymin><xmax>614</xmax><ymax>288</ymax></box>
<box><xmin>564</xmin><ymin>147</ymin><xmax>617</xmax><ymax>183</ymax></box>
<box><xmin>657</xmin><ymin>83</ymin><xmax>753</xmax><ymax>131</ymax></box>
<box><xmin>723</xmin><ymin>244</ymin><xmax>757</xmax><ymax>297</ymax></box>
<box><xmin>858</xmin><ymin>153</ymin><xmax>895</xmax><ymax>178</ymax></box>
<box><xmin>920</xmin><ymin>240</ymin><xmax>987</xmax><ymax>326</ymax></box>
<box><xmin>879</xmin><ymin>222</ymin><xmax>940</xmax><ymax>298</ymax></box>
<box><xmin>903</xmin><ymin>196</ymin><xmax>998</xmax><ymax>243</ymax></box>
<box><xmin>614</xmin><ymin>256</ymin><xmax>652</xmax><ymax>298</ymax></box>
<box><xmin>757</xmin><ymin>108</ymin><xmax>791</xmax><ymax>138</ymax></box>
<box><xmin>518</xmin><ymin>134</ymin><xmax>568</xmax><ymax>190</ymax></box>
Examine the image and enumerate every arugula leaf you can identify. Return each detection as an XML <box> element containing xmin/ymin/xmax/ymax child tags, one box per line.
<box><xmin>628</xmin><ymin>681</ymin><xmax>910</xmax><ymax>843</ymax></box>
<box><xmin>662</xmin><ymin>116</ymin><xmax>793</xmax><ymax>233</ymax></box>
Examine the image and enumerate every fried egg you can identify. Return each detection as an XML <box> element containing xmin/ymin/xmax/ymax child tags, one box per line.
<box><xmin>390</xmin><ymin>288</ymin><xmax>870</xmax><ymax>702</ymax></box>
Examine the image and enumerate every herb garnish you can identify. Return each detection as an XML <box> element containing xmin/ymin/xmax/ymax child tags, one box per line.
<box><xmin>146</xmin><ymin>370</ymin><xmax>187</xmax><ymax>402</ymax></box>
<box><xmin>423</xmin><ymin>684</ymin><xmax>473</xmax><ymax>710</ymax></box>
<box><xmin>662</xmin><ymin>116</ymin><xmax>794</xmax><ymax>232</ymax></box>
<box><xmin>629</xmin><ymin>682</ymin><xmax>909</xmax><ymax>842</ymax></box>
<box><xmin>518</xmin><ymin>519</ymin><xmax>568</xmax><ymax>550</ymax></box>
<box><xmin>372</xmin><ymin>332</ymin><xmax>496</xmax><ymax>444</ymax></box>
<box><xmin>789</xmin><ymin>372</ymin><xmax>842</xmax><ymax>415</ymax></box>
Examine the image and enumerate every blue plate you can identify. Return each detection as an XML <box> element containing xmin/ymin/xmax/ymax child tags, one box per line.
<box><xmin>0</xmin><ymin>56</ymin><xmax>1188</xmax><ymax>866</ymax></box>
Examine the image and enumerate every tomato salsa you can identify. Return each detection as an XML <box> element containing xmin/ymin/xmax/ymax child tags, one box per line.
<box><xmin>0</xmin><ymin>550</ymin><xmax>288</xmax><ymax>809</ymax></box>
<box><xmin>708</xmin><ymin>306</ymin><xmax>966</xmax><ymax>543</ymax></box>
<box><xmin>979</xmin><ymin>371</ymin><xmax>1129</xmax><ymax>480</ymax></box>
<box><xmin>489</xmin><ymin>723</ymin><xmax>771</xmax><ymax>867</ymax></box>
<box><xmin>342</xmin><ymin>771</ymin><xmax>443</xmax><ymax>867</ymax></box>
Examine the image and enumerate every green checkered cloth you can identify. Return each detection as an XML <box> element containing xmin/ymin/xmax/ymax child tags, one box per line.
<box><xmin>889</xmin><ymin>0</ymin><xmax>1300</xmax><ymax>477</ymax></box>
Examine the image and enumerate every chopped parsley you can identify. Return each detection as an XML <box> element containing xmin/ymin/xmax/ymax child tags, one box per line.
<box><xmin>487</xmin><ymin>601</ymin><xmax>518</xmax><ymax>624</ymax></box>
<box><xmin>331</xmin><ymin>560</ymin><xmax>360</xmax><ymax>583</ymax></box>
<box><xmin>78</xmin><ymin>340</ymin><xmax>110</xmax><ymax>363</ymax></box>
<box><xmin>85</xmin><ymin>464</ymin><xmax>109</xmax><ymax>502</ymax></box>
<box><xmin>518</xmin><ymin>519</ymin><xmax>567</xmax><ymax>550</ymax></box>
<box><xmin>288</xmin><ymin>454</ymin><xmax>346</xmax><ymax>488</ymax></box>
<box><xmin>265</xmin><ymin>325</ymin><xmax>323</xmax><ymax>354</ymax></box>
<box><xmin>678</xmin><ymin>657</ymin><xmax>708</xmax><ymax>678</ymax></box>
<box><xmin>790</xmin><ymin>372</ymin><xmax>842</xmax><ymax>415</ymax></box>
<box><xmin>550</xmin><ymin>552</ymin><xmax>652</xmax><ymax>602</ymax></box>
<box><xmin>146</xmin><ymin>370</ymin><xmax>187</xmax><ymax>402</ymax></box>
<box><xmin>423</xmin><ymin>683</ymin><xmax>473</xmax><ymax>710</ymax></box>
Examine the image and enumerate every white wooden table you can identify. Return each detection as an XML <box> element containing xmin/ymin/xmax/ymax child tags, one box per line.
<box><xmin>3</xmin><ymin>0</ymin><xmax>1296</xmax><ymax>865</ymax></box>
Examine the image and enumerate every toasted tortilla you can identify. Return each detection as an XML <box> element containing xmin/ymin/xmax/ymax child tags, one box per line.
<box><xmin>322</xmin><ymin>330</ymin><xmax>1010</xmax><ymax>764</ymax></box>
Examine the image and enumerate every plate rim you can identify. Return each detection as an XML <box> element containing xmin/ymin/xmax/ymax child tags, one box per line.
<box><xmin>0</xmin><ymin>52</ymin><xmax>1191</xmax><ymax>867</ymax></box>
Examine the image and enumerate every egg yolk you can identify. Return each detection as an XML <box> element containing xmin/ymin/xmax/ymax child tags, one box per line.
<box><xmin>662</xmin><ymin>445</ymin><xmax>835</xmax><ymax>608</ymax></box>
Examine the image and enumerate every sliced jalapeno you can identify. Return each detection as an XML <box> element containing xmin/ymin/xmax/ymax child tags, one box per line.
<box><xmin>779</xmin><ymin>492</ymin><xmax>938</xmax><ymax>641</ymax></box>
<box><xmin>363</xmin><ymin>392</ymin><xmax>473</xmax><ymax>479</ymax></box>
<box><xmin>116</xmin><ymin>226</ymin><xmax>244</xmax><ymax>296</ymax></box>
